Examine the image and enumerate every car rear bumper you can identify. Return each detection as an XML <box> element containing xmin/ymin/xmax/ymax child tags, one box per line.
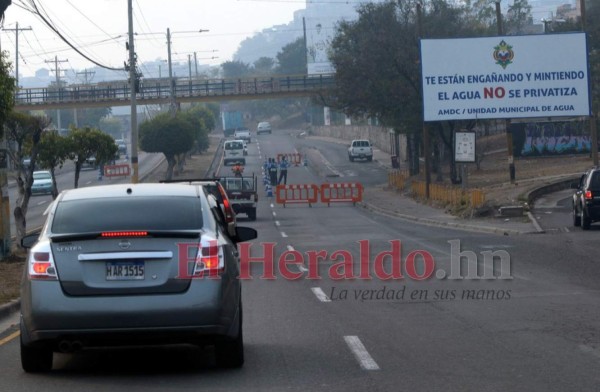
<box><xmin>21</xmin><ymin>278</ymin><xmax>240</xmax><ymax>346</ymax></box>
<box><xmin>584</xmin><ymin>204</ymin><xmax>600</xmax><ymax>221</ymax></box>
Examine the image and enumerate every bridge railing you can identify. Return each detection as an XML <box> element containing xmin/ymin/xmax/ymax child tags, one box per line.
<box><xmin>14</xmin><ymin>74</ymin><xmax>336</xmax><ymax>107</ymax></box>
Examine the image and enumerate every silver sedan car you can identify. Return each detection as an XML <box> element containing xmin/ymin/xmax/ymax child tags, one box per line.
<box><xmin>20</xmin><ymin>183</ymin><xmax>257</xmax><ymax>372</ymax></box>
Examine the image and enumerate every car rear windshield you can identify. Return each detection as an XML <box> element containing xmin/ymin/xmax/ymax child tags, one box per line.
<box><xmin>353</xmin><ymin>141</ymin><xmax>370</xmax><ymax>147</ymax></box>
<box><xmin>33</xmin><ymin>172</ymin><xmax>51</xmax><ymax>180</ymax></box>
<box><xmin>225</xmin><ymin>142</ymin><xmax>244</xmax><ymax>150</ymax></box>
<box><xmin>51</xmin><ymin>196</ymin><xmax>203</xmax><ymax>233</ymax></box>
<box><xmin>590</xmin><ymin>172</ymin><xmax>600</xmax><ymax>190</ymax></box>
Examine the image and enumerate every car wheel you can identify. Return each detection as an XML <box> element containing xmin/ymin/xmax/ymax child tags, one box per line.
<box><xmin>582</xmin><ymin>208</ymin><xmax>591</xmax><ymax>230</ymax></box>
<box><xmin>215</xmin><ymin>306</ymin><xmax>244</xmax><ymax>368</ymax></box>
<box><xmin>349</xmin><ymin>155</ymin><xmax>354</xmax><ymax>162</ymax></box>
<box><xmin>367</xmin><ymin>156</ymin><xmax>373</xmax><ymax>162</ymax></box>
<box><xmin>573</xmin><ymin>204</ymin><xmax>581</xmax><ymax>227</ymax></box>
<box><xmin>21</xmin><ymin>338</ymin><xmax>53</xmax><ymax>373</ymax></box>
<box><xmin>248</xmin><ymin>209</ymin><xmax>256</xmax><ymax>221</ymax></box>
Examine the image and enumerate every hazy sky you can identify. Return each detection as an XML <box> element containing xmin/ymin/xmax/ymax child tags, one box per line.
<box><xmin>0</xmin><ymin>0</ymin><xmax>305</xmax><ymax>78</ymax></box>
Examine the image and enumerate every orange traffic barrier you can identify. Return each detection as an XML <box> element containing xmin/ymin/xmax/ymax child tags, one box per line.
<box><xmin>277</xmin><ymin>153</ymin><xmax>303</xmax><ymax>166</ymax></box>
<box><xmin>275</xmin><ymin>184</ymin><xmax>319</xmax><ymax>207</ymax></box>
<box><xmin>320</xmin><ymin>182</ymin><xmax>363</xmax><ymax>206</ymax></box>
<box><xmin>104</xmin><ymin>164</ymin><xmax>131</xmax><ymax>178</ymax></box>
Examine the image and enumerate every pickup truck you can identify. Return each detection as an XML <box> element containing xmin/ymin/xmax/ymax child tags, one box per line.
<box><xmin>218</xmin><ymin>174</ymin><xmax>258</xmax><ymax>220</ymax></box>
<box><xmin>348</xmin><ymin>139</ymin><xmax>373</xmax><ymax>162</ymax></box>
<box><xmin>233</xmin><ymin>128</ymin><xmax>251</xmax><ymax>143</ymax></box>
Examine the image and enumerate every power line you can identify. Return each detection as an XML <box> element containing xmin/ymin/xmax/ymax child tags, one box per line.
<box><xmin>18</xmin><ymin>0</ymin><xmax>125</xmax><ymax>71</ymax></box>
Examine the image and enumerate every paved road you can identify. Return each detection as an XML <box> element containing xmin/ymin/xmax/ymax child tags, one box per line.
<box><xmin>1</xmin><ymin>129</ymin><xmax>599</xmax><ymax>391</ymax></box>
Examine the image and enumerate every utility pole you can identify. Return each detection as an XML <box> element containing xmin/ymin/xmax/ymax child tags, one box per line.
<box><xmin>45</xmin><ymin>56</ymin><xmax>68</xmax><ymax>131</ymax></box>
<box><xmin>167</xmin><ymin>27</ymin><xmax>176</xmax><ymax>115</ymax></box>
<box><xmin>495</xmin><ymin>1</ymin><xmax>516</xmax><ymax>182</ymax></box>
<box><xmin>416</xmin><ymin>2</ymin><xmax>431</xmax><ymax>198</ymax></box>
<box><xmin>188</xmin><ymin>54</ymin><xmax>192</xmax><ymax>80</ymax></box>
<box><xmin>3</xmin><ymin>22</ymin><xmax>32</xmax><ymax>89</ymax></box>
<box><xmin>76</xmin><ymin>68</ymin><xmax>95</xmax><ymax>84</ymax></box>
<box><xmin>194</xmin><ymin>52</ymin><xmax>199</xmax><ymax>78</ymax></box>
<box><xmin>128</xmin><ymin>0</ymin><xmax>139</xmax><ymax>183</ymax></box>
<box><xmin>303</xmin><ymin>17</ymin><xmax>308</xmax><ymax>75</ymax></box>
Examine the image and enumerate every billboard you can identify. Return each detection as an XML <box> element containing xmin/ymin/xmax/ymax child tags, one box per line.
<box><xmin>306</xmin><ymin>17</ymin><xmax>336</xmax><ymax>75</ymax></box>
<box><xmin>421</xmin><ymin>33</ymin><xmax>591</xmax><ymax>121</ymax></box>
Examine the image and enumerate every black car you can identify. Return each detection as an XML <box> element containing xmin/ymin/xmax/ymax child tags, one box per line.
<box><xmin>572</xmin><ymin>167</ymin><xmax>600</xmax><ymax>230</ymax></box>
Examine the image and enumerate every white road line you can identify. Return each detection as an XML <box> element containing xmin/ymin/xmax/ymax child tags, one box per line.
<box><xmin>344</xmin><ymin>336</ymin><xmax>380</xmax><ymax>370</ymax></box>
<box><xmin>286</xmin><ymin>245</ymin><xmax>308</xmax><ymax>271</ymax></box>
<box><xmin>275</xmin><ymin>221</ymin><xmax>281</xmax><ymax>226</ymax></box>
<box><xmin>272</xmin><ymin>211</ymin><xmax>277</xmax><ymax>217</ymax></box>
<box><xmin>86</xmin><ymin>181</ymin><xmax>92</xmax><ymax>185</ymax></box>
<box><xmin>564</xmin><ymin>227</ymin><xmax>570</xmax><ymax>232</ymax></box>
<box><xmin>270</xmin><ymin>203</ymin><xmax>274</xmax><ymax>208</ymax></box>
<box><xmin>311</xmin><ymin>287</ymin><xmax>331</xmax><ymax>302</ymax></box>
<box><xmin>280</xmin><ymin>231</ymin><xmax>288</xmax><ymax>238</ymax></box>
<box><xmin>37</xmin><ymin>200</ymin><xmax>48</xmax><ymax>206</ymax></box>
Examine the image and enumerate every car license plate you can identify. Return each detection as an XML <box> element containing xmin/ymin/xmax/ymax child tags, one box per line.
<box><xmin>106</xmin><ymin>261</ymin><xmax>145</xmax><ymax>280</ymax></box>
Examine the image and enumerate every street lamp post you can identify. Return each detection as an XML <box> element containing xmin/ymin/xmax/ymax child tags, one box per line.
<box><xmin>166</xmin><ymin>28</ymin><xmax>209</xmax><ymax>114</ymax></box>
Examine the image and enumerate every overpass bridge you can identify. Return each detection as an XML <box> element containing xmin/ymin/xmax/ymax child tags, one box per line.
<box><xmin>13</xmin><ymin>74</ymin><xmax>336</xmax><ymax>111</ymax></box>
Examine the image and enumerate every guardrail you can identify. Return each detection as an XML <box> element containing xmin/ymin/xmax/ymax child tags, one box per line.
<box><xmin>14</xmin><ymin>74</ymin><xmax>336</xmax><ymax>110</ymax></box>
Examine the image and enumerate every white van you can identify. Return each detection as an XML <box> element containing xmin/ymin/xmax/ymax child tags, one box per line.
<box><xmin>223</xmin><ymin>139</ymin><xmax>246</xmax><ymax>166</ymax></box>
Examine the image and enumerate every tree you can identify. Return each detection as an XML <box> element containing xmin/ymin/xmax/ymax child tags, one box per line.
<box><xmin>328</xmin><ymin>1</ymin><xmax>423</xmax><ymax>174</ymax></box>
<box><xmin>182</xmin><ymin>105</ymin><xmax>215</xmax><ymax>153</ymax></box>
<box><xmin>68</xmin><ymin>127</ymin><xmax>117</xmax><ymax>188</ymax></box>
<box><xmin>221</xmin><ymin>61</ymin><xmax>252</xmax><ymax>79</ymax></box>
<box><xmin>0</xmin><ymin>52</ymin><xmax>14</xmax><ymax>130</ymax></box>
<box><xmin>276</xmin><ymin>38</ymin><xmax>306</xmax><ymax>75</ymax></box>
<box><xmin>139</xmin><ymin>112</ymin><xmax>195</xmax><ymax>180</ymax></box>
<box><xmin>253</xmin><ymin>57</ymin><xmax>275</xmax><ymax>76</ymax></box>
<box><xmin>505</xmin><ymin>0</ymin><xmax>532</xmax><ymax>35</ymax></box>
<box><xmin>45</xmin><ymin>107</ymin><xmax>111</xmax><ymax>130</ymax></box>
<box><xmin>4</xmin><ymin>112</ymin><xmax>51</xmax><ymax>248</ymax></box>
<box><xmin>37</xmin><ymin>131</ymin><xmax>72</xmax><ymax>199</ymax></box>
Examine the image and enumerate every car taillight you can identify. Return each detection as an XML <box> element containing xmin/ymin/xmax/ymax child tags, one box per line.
<box><xmin>585</xmin><ymin>190</ymin><xmax>593</xmax><ymax>200</ymax></box>
<box><xmin>28</xmin><ymin>241</ymin><xmax>58</xmax><ymax>280</ymax></box>
<box><xmin>219</xmin><ymin>189</ymin><xmax>235</xmax><ymax>223</ymax></box>
<box><xmin>192</xmin><ymin>235</ymin><xmax>224</xmax><ymax>277</ymax></box>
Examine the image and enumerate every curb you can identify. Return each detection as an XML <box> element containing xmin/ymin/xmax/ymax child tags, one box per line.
<box><xmin>359</xmin><ymin>201</ymin><xmax>533</xmax><ymax>236</ymax></box>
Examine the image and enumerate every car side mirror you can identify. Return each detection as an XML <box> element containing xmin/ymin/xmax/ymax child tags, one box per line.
<box><xmin>234</xmin><ymin>226</ymin><xmax>257</xmax><ymax>243</ymax></box>
<box><xmin>21</xmin><ymin>232</ymin><xmax>40</xmax><ymax>249</ymax></box>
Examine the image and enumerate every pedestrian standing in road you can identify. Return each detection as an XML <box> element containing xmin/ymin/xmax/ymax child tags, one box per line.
<box><xmin>269</xmin><ymin>158</ymin><xmax>278</xmax><ymax>186</ymax></box>
<box><xmin>278</xmin><ymin>156</ymin><xmax>289</xmax><ymax>185</ymax></box>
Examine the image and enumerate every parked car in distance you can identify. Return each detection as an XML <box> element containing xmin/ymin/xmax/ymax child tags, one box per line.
<box><xmin>19</xmin><ymin>183</ymin><xmax>257</xmax><ymax>372</ymax></box>
<box><xmin>256</xmin><ymin>121</ymin><xmax>272</xmax><ymax>135</ymax></box>
<box><xmin>572</xmin><ymin>167</ymin><xmax>600</xmax><ymax>230</ymax></box>
<box><xmin>348</xmin><ymin>139</ymin><xmax>373</xmax><ymax>162</ymax></box>
<box><xmin>31</xmin><ymin>171</ymin><xmax>52</xmax><ymax>195</ymax></box>
<box><xmin>233</xmin><ymin>128</ymin><xmax>251</xmax><ymax>143</ymax></box>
